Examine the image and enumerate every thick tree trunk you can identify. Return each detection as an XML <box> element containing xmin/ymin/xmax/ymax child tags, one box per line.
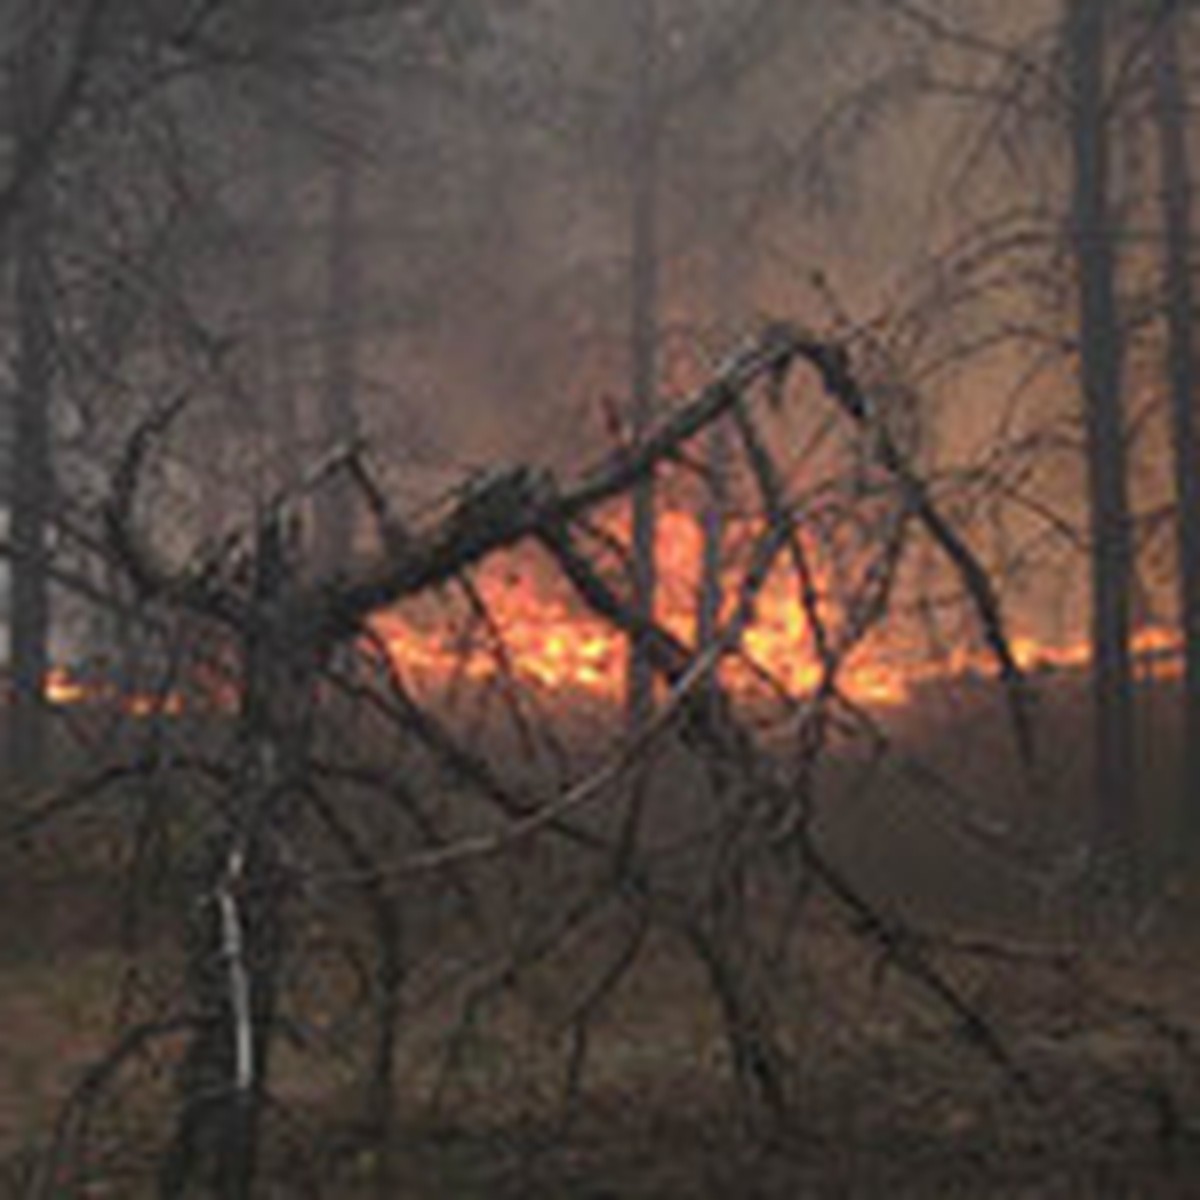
<box><xmin>7</xmin><ymin>8</ymin><xmax>54</xmax><ymax>786</ymax></box>
<box><xmin>161</xmin><ymin>519</ymin><xmax>308</xmax><ymax>1200</ymax></box>
<box><xmin>1151</xmin><ymin>1</ymin><xmax>1200</xmax><ymax>861</ymax></box>
<box><xmin>627</xmin><ymin>0</ymin><xmax>659</xmax><ymax>729</ymax></box>
<box><xmin>1067</xmin><ymin>0</ymin><xmax>1138</xmax><ymax>898</ymax></box>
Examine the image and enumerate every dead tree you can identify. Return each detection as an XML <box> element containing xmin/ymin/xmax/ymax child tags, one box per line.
<box><xmin>315</xmin><ymin>147</ymin><xmax>362</xmax><ymax>578</ymax></box>
<box><xmin>626</xmin><ymin>0</ymin><xmax>661</xmax><ymax>731</ymax></box>
<box><xmin>1066</xmin><ymin>0</ymin><xmax>1138</xmax><ymax>899</ymax></box>
<box><xmin>7</xmin><ymin>1</ymin><xmax>56</xmax><ymax>785</ymax></box>
<box><xmin>1151</xmin><ymin>0</ymin><xmax>1200</xmax><ymax>863</ymax></box>
<box><xmin>77</xmin><ymin>321</ymin><xmax>1051</xmax><ymax>1195</ymax></box>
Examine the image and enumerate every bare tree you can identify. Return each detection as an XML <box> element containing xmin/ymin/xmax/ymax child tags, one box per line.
<box><xmin>16</xmin><ymin>6</ymin><xmax>1200</xmax><ymax>1195</ymax></box>
<box><xmin>627</xmin><ymin>0</ymin><xmax>660</xmax><ymax>729</ymax></box>
<box><xmin>315</xmin><ymin>146</ymin><xmax>363</xmax><ymax>575</ymax></box>
<box><xmin>69</xmin><ymin>324</ymin><xmax>1038</xmax><ymax>1192</ymax></box>
<box><xmin>1067</xmin><ymin>0</ymin><xmax>1138</xmax><ymax>896</ymax></box>
<box><xmin>1150</xmin><ymin>0</ymin><xmax>1200</xmax><ymax>862</ymax></box>
<box><xmin>0</xmin><ymin>0</ymin><xmax>452</xmax><ymax>783</ymax></box>
<box><xmin>6</xmin><ymin>0</ymin><xmax>55</xmax><ymax>784</ymax></box>
<box><xmin>697</xmin><ymin>238</ymin><xmax>739</xmax><ymax>651</ymax></box>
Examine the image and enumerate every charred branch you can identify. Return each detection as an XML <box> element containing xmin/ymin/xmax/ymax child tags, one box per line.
<box><xmin>75</xmin><ymin>318</ymin><xmax>1054</xmax><ymax>1194</ymax></box>
<box><xmin>104</xmin><ymin>327</ymin><xmax>1032</xmax><ymax>748</ymax></box>
<box><xmin>538</xmin><ymin>515</ymin><xmax>1036</xmax><ymax>1099</ymax></box>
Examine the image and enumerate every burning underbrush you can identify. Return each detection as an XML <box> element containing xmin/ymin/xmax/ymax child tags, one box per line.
<box><xmin>36</xmin><ymin>515</ymin><xmax>1182</xmax><ymax>730</ymax></box>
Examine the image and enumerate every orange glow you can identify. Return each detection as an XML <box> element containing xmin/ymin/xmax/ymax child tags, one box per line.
<box><xmin>379</xmin><ymin>512</ymin><xmax>940</xmax><ymax>709</ymax></box>
<box><xmin>44</xmin><ymin>666</ymin><xmax>90</xmax><ymax>707</ymax></box>
<box><xmin>124</xmin><ymin>691</ymin><xmax>187</xmax><ymax>718</ymax></box>
<box><xmin>1131</xmin><ymin>625</ymin><xmax>1184</xmax><ymax>681</ymax></box>
<box><xmin>373</xmin><ymin>561</ymin><xmax>624</xmax><ymax>698</ymax></box>
<box><xmin>370</xmin><ymin>509</ymin><xmax>1185</xmax><ymax>710</ymax></box>
<box><xmin>35</xmin><ymin>509</ymin><xmax>1185</xmax><ymax>715</ymax></box>
<box><xmin>41</xmin><ymin>669</ymin><xmax>195</xmax><ymax>717</ymax></box>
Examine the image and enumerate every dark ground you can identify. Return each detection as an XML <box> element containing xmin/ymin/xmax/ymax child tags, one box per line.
<box><xmin>3</xmin><ymin>667</ymin><xmax>1200</xmax><ymax>1196</ymax></box>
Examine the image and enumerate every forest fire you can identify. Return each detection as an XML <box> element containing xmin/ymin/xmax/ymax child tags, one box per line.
<box><xmin>367</xmin><ymin>508</ymin><xmax>1182</xmax><ymax>710</ymax></box>
<box><xmin>42</xmin><ymin>665</ymin><xmax>189</xmax><ymax>716</ymax></box>
<box><xmin>38</xmin><ymin>511</ymin><xmax>1182</xmax><ymax>717</ymax></box>
<box><xmin>365</xmin><ymin>506</ymin><xmax>902</xmax><ymax>706</ymax></box>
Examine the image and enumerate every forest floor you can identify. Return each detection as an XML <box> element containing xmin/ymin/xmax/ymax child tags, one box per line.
<box><xmin>3</xmin><ymin>847</ymin><xmax>1200</xmax><ymax>1198</ymax></box>
<box><xmin>335</xmin><ymin>910</ymin><xmax>1200</xmax><ymax>1198</ymax></box>
<box><xmin>3</xmin><ymin>674</ymin><xmax>1199</xmax><ymax>1195</ymax></box>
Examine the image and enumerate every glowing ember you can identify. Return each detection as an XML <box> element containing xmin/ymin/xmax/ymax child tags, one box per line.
<box><xmin>44</xmin><ymin>666</ymin><xmax>90</xmax><ymax>707</ymax></box>
<box><xmin>41</xmin><ymin>669</ymin><xmax>199</xmax><ymax>716</ymax></box>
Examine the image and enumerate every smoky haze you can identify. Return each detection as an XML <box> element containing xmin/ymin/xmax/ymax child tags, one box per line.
<box><xmin>6</xmin><ymin>4</ymin><xmax>1200</xmax><ymax>1196</ymax></box>
<box><xmin>0</xmin><ymin>0</ymin><xmax>1162</xmax><ymax>659</ymax></box>
<box><xmin>194</xmin><ymin>2</ymin><xmax>1018</xmax><ymax>469</ymax></box>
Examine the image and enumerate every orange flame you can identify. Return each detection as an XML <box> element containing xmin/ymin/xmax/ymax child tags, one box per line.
<box><xmin>370</xmin><ymin>508</ymin><xmax>1183</xmax><ymax>710</ymax></box>
<box><xmin>44</xmin><ymin>666</ymin><xmax>90</xmax><ymax>707</ymax></box>
<box><xmin>375</xmin><ymin>509</ymin><xmax>909</xmax><ymax>709</ymax></box>
<box><xmin>37</xmin><ymin>509</ymin><xmax>1184</xmax><ymax>715</ymax></box>
<box><xmin>41</xmin><ymin>667</ymin><xmax>202</xmax><ymax>716</ymax></box>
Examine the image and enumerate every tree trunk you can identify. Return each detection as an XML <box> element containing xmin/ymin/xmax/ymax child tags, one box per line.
<box><xmin>161</xmin><ymin>519</ymin><xmax>308</xmax><ymax>1200</ymax></box>
<box><xmin>261</xmin><ymin>101</ymin><xmax>299</xmax><ymax>484</ymax></box>
<box><xmin>698</xmin><ymin>220</ymin><xmax>742</xmax><ymax>652</ymax></box>
<box><xmin>7</xmin><ymin>6</ymin><xmax>54</xmax><ymax>786</ymax></box>
<box><xmin>1067</xmin><ymin>0</ymin><xmax>1138</xmax><ymax>899</ymax></box>
<box><xmin>1151</xmin><ymin>1</ymin><xmax>1200</xmax><ymax>863</ymax></box>
<box><xmin>315</xmin><ymin>150</ymin><xmax>360</xmax><ymax>576</ymax></box>
<box><xmin>698</xmin><ymin>424</ymin><xmax>730</xmax><ymax>649</ymax></box>
<box><xmin>627</xmin><ymin>0</ymin><xmax>659</xmax><ymax>729</ymax></box>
